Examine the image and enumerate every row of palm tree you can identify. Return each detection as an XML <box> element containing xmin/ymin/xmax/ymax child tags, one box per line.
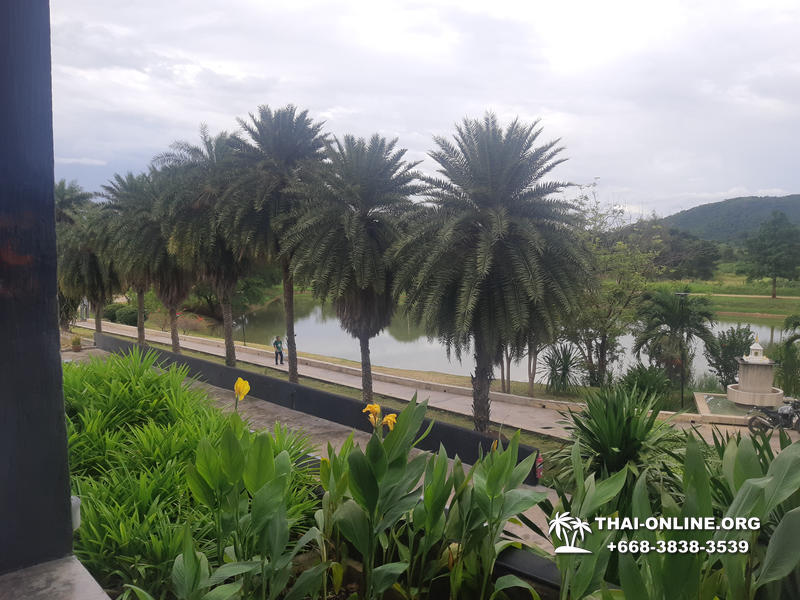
<box><xmin>57</xmin><ymin>106</ymin><xmax>591</xmax><ymax>431</ymax></box>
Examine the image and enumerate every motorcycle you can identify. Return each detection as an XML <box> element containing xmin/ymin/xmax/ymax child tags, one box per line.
<box><xmin>747</xmin><ymin>399</ymin><xmax>800</xmax><ymax>435</ymax></box>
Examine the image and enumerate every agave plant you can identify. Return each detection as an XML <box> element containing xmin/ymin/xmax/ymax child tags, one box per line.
<box><xmin>544</xmin><ymin>344</ymin><xmax>585</xmax><ymax>394</ymax></box>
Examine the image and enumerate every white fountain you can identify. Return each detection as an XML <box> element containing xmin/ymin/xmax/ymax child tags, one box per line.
<box><xmin>727</xmin><ymin>339</ymin><xmax>784</xmax><ymax>407</ymax></box>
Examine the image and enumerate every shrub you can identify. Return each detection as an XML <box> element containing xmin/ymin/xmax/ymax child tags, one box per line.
<box><xmin>102</xmin><ymin>302</ymin><xmax>127</xmax><ymax>322</ymax></box>
<box><xmin>618</xmin><ymin>363</ymin><xmax>671</xmax><ymax>399</ymax></box>
<box><xmin>544</xmin><ymin>343</ymin><xmax>585</xmax><ymax>394</ymax></box>
<box><xmin>65</xmin><ymin>349</ymin><xmax>319</xmax><ymax>598</ymax></box>
<box><xmin>116</xmin><ymin>304</ymin><xmax>142</xmax><ymax>326</ymax></box>
<box><xmin>704</xmin><ymin>324</ymin><xmax>754</xmax><ymax>387</ymax></box>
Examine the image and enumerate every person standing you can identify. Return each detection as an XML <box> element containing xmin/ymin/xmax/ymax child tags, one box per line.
<box><xmin>272</xmin><ymin>335</ymin><xmax>284</xmax><ymax>365</ymax></box>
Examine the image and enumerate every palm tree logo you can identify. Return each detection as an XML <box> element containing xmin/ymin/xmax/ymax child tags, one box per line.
<box><xmin>549</xmin><ymin>512</ymin><xmax>593</xmax><ymax>554</ymax></box>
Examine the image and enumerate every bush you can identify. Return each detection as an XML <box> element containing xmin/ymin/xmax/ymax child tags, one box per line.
<box><xmin>102</xmin><ymin>302</ymin><xmax>127</xmax><ymax>322</ymax></box>
<box><xmin>544</xmin><ymin>343</ymin><xmax>585</xmax><ymax>394</ymax></box>
<box><xmin>65</xmin><ymin>349</ymin><xmax>319</xmax><ymax>598</ymax></box>
<box><xmin>704</xmin><ymin>324</ymin><xmax>754</xmax><ymax>387</ymax></box>
<box><xmin>115</xmin><ymin>304</ymin><xmax>142</xmax><ymax>326</ymax></box>
<box><xmin>618</xmin><ymin>363</ymin><xmax>672</xmax><ymax>399</ymax></box>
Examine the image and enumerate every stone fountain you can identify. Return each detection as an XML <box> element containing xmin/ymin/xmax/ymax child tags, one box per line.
<box><xmin>727</xmin><ymin>339</ymin><xmax>784</xmax><ymax>407</ymax></box>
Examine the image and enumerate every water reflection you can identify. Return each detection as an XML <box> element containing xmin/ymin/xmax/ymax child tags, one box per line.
<box><xmin>215</xmin><ymin>298</ymin><xmax>791</xmax><ymax>382</ymax></box>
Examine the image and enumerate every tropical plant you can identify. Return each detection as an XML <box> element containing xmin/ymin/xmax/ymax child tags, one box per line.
<box><xmin>704</xmin><ymin>324</ymin><xmax>755</xmax><ymax>388</ymax></box>
<box><xmin>283</xmin><ymin>134</ymin><xmax>422</xmax><ymax>403</ymax></box>
<box><xmin>618</xmin><ymin>363</ymin><xmax>672</xmax><ymax>400</ymax></box>
<box><xmin>633</xmin><ymin>287</ymin><xmax>716</xmax><ymax>408</ymax></box>
<box><xmin>744</xmin><ymin>211</ymin><xmax>800</xmax><ymax>298</ymax></box>
<box><xmin>54</xmin><ymin>178</ymin><xmax>92</xmax><ymax>224</ymax></box>
<box><xmin>223</xmin><ymin>105</ymin><xmax>328</xmax><ymax>382</ymax></box>
<box><xmin>156</xmin><ymin>127</ymin><xmax>247</xmax><ymax>365</ymax></box>
<box><xmin>775</xmin><ymin>315</ymin><xmax>800</xmax><ymax>397</ymax></box>
<box><xmin>57</xmin><ymin>201</ymin><xmax>119</xmax><ymax>332</ymax></box>
<box><xmin>543</xmin><ymin>344</ymin><xmax>585</xmax><ymax>394</ymax></box>
<box><xmin>392</xmin><ymin>113</ymin><xmax>588</xmax><ymax>431</ymax></box>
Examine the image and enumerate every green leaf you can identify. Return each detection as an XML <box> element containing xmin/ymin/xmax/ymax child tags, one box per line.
<box><xmin>581</xmin><ymin>467</ymin><xmax>627</xmax><ymax>517</ymax></box>
<box><xmin>195</xmin><ymin>438</ymin><xmax>225</xmax><ymax>492</ymax></box>
<box><xmin>331</xmin><ymin>561</ymin><xmax>345</xmax><ymax>593</ymax></box>
<box><xmin>490</xmin><ymin>574</ymin><xmax>541</xmax><ymax>600</ymax></box>
<box><xmin>284</xmin><ymin>562</ymin><xmax>328</xmax><ymax>600</ymax></box>
<box><xmin>243</xmin><ymin>433</ymin><xmax>274</xmax><ymax>495</ymax></box>
<box><xmin>122</xmin><ymin>585</ymin><xmax>157</xmax><ymax>600</ymax></box>
<box><xmin>372</xmin><ymin>562</ymin><xmax>408</xmax><ymax>595</ymax></box>
<box><xmin>334</xmin><ymin>500</ymin><xmax>371</xmax><ymax>557</ymax></box>
<box><xmin>186</xmin><ymin>463</ymin><xmax>215</xmax><ymax>508</ymax></box>
<box><xmin>199</xmin><ymin>581</ymin><xmax>242</xmax><ymax>600</ymax></box>
<box><xmin>251</xmin><ymin>475</ymin><xmax>288</xmax><ymax>532</ymax></box>
<box><xmin>201</xmin><ymin>561</ymin><xmax>260</xmax><ymax>587</ymax></box>
<box><xmin>763</xmin><ymin>441</ymin><xmax>800</xmax><ymax>512</ymax></box>
<box><xmin>618</xmin><ymin>552</ymin><xmax>648</xmax><ymax>600</ymax></box>
<box><xmin>219</xmin><ymin>426</ymin><xmax>245</xmax><ymax>485</ymax></box>
<box><xmin>366</xmin><ymin>434</ymin><xmax>388</xmax><ymax>481</ymax></box>
<box><xmin>756</xmin><ymin>506</ymin><xmax>800</xmax><ymax>589</ymax></box>
<box><xmin>347</xmin><ymin>448</ymin><xmax>379</xmax><ymax>514</ymax></box>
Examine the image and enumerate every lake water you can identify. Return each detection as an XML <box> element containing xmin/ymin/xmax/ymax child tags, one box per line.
<box><xmin>213</xmin><ymin>295</ymin><xmax>791</xmax><ymax>383</ymax></box>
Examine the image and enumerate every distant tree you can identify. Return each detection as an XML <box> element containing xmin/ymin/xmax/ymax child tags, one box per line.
<box><xmin>393</xmin><ymin>113</ymin><xmax>588</xmax><ymax>431</ymax></box>
<box><xmin>284</xmin><ymin>134</ymin><xmax>421</xmax><ymax>403</ymax></box>
<box><xmin>633</xmin><ymin>287</ymin><xmax>716</xmax><ymax>407</ymax></box>
<box><xmin>564</xmin><ymin>192</ymin><xmax>661</xmax><ymax>386</ymax></box>
<box><xmin>224</xmin><ymin>105</ymin><xmax>328</xmax><ymax>382</ymax></box>
<box><xmin>704</xmin><ymin>324</ymin><xmax>754</xmax><ymax>387</ymax></box>
<box><xmin>57</xmin><ymin>203</ymin><xmax>119</xmax><ymax>332</ymax></box>
<box><xmin>776</xmin><ymin>315</ymin><xmax>800</xmax><ymax>398</ymax></box>
<box><xmin>744</xmin><ymin>211</ymin><xmax>800</xmax><ymax>298</ymax></box>
<box><xmin>54</xmin><ymin>178</ymin><xmax>92</xmax><ymax>224</ymax></box>
<box><xmin>156</xmin><ymin>126</ymin><xmax>247</xmax><ymax>365</ymax></box>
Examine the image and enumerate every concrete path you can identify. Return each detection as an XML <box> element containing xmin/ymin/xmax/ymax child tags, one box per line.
<box><xmin>77</xmin><ymin>320</ymin><xmax>571</xmax><ymax>440</ymax></box>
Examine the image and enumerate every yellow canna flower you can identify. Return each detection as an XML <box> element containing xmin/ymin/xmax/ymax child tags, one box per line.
<box><xmin>234</xmin><ymin>377</ymin><xmax>250</xmax><ymax>402</ymax></box>
<box><xmin>363</xmin><ymin>403</ymin><xmax>381</xmax><ymax>427</ymax></box>
<box><xmin>380</xmin><ymin>413</ymin><xmax>397</xmax><ymax>431</ymax></box>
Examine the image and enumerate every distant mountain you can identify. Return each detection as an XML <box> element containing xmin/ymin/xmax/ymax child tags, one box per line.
<box><xmin>660</xmin><ymin>195</ymin><xmax>800</xmax><ymax>242</ymax></box>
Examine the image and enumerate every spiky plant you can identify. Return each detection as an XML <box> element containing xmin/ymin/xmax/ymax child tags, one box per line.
<box><xmin>54</xmin><ymin>178</ymin><xmax>93</xmax><ymax>224</ymax></box>
<box><xmin>222</xmin><ymin>105</ymin><xmax>327</xmax><ymax>382</ymax></box>
<box><xmin>156</xmin><ymin>125</ymin><xmax>247</xmax><ymax>366</ymax></box>
<box><xmin>283</xmin><ymin>134</ymin><xmax>422</xmax><ymax>402</ymax></box>
<box><xmin>393</xmin><ymin>113</ymin><xmax>588</xmax><ymax>431</ymax></box>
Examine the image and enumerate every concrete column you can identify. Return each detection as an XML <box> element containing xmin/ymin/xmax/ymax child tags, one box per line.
<box><xmin>0</xmin><ymin>1</ymin><xmax>73</xmax><ymax>574</ymax></box>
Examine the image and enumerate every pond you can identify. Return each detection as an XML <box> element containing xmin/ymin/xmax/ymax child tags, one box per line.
<box><xmin>212</xmin><ymin>295</ymin><xmax>792</xmax><ymax>383</ymax></box>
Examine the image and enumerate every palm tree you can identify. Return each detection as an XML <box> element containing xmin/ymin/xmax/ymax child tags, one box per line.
<box><xmin>156</xmin><ymin>126</ymin><xmax>247</xmax><ymax>366</ymax></box>
<box><xmin>224</xmin><ymin>105</ymin><xmax>327</xmax><ymax>382</ymax></box>
<box><xmin>633</xmin><ymin>287</ymin><xmax>716</xmax><ymax>407</ymax></box>
<box><xmin>100</xmin><ymin>170</ymin><xmax>193</xmax><ymax>351</ymax></box>
<box><xmin>283</xmin><ymin>134</ymin><xmax>422</xmax><ymax>402</ymax></box>
<box><xmin>54</xmin><ymin>179</ymin><xmax>92</xmax><ymax>224</ymax></box>
<box><xmin>393</xmin><ymin>113</ymin><xmax>588</xmax><ymax>432</ymax></box>
<box><xmin>57</xmin><ymin>202</ymin><xmax>119</xmax><ymax>332</ymax></box>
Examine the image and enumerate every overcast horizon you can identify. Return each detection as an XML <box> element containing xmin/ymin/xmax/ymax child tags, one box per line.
<box><xmin>51</xmin><ymin>0</ymin><xmax>800</xmax><ymax>218</ymax></box>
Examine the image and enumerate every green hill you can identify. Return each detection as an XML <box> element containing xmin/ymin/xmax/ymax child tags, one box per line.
<box><xmin>661</xmin><ymin>195</ymin><xmax>800</xmax><ymax>242</ymax></box>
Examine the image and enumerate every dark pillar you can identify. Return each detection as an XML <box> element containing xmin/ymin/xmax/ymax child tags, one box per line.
<box><xmin>0</xmin><ymin>1</ymin><xmax>73</xmax><ymax>574</ymax></box>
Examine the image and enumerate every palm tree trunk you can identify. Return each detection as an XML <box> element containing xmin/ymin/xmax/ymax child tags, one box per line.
<box><xmin>93</xmin><ymin>301</ymin><xmax>102</xmax><ymax>333</ymax></box>
<box><xmin>282</xmin><ymin>259</ymin><xmax>298</xmax><ymax>383</ymax></box>
<box><xmin>136</xmin><ymin>287</ymin><xmax>146</xmax><ymax>346</ymax></box>
<box><xmin>772</xmin><ymin>277</ymin><xmax>777</xmax><ymax>299</ymax></box>
<box><xmin>499</xmin><ymin>357</ymin><xmax>506</xmax><ymax>393</ymax></box>
<box><xmin>528</xmin><ymin>343</ymin><xmax>539</xmax><ymax>397</ymax></box>
<box><xmin>505</xmin><ymin>347</ymin><xmax>512</xmax><ymax>393</ymax></box>
<box><xmin>220</xmin><ymin>290</ymin><xmax>236</xmax><ymax>367</ymax></box>
<box><xmin>359</xmin><ymin>335</ymin><xmax>373</xmax><ymax>404</ymax></box>
<box><xmin>168</xmin><ymin>305</ymin><xmax>180</xmax><ymax>353</ymax></box>
<box><xmin>472</xmin><ymin>338</ymin><xmax>492</xmax><ymax>432</ymax></box>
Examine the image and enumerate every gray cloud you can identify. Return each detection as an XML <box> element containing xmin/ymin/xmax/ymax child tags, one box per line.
<box><xmin>51</xmin><ymin>0</ymin><xmax>800</xmax><ymax>215</ymax></box>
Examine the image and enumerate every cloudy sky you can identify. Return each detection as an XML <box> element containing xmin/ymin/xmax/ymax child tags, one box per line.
<box><xmin>50</xmin><ymin>0</ymin><xmax>800</xmax><ymax>216</ymax></box>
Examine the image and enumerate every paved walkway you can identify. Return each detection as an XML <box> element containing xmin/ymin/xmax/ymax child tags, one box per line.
<box><xmin>77</xmin><ymin>320</ymin><xmax>571</xmax><ymax>439</ymax></box>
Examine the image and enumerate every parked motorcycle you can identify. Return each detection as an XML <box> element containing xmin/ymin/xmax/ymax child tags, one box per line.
<box><xmin>747</xmin><ymin>399</ymin><xmax>800</xmax><ymax>435</ymax></box>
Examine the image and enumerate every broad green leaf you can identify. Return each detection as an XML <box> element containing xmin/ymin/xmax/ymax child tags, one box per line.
<box><xmin>348</xmin><ymin>448</ymin><xmax>379</xmax><ymax>514</ymax></box>
<box><xmin>581</xmin><ymin>467</ymin><xmax>627</xmax><ymax>518</ymax></box>
<box><xmin>219</xmin><ymin>426</ymin><xmax>245</xmax><ymax>485</ymax></box>
<box><xmin>490</xmin><ymin>574</ymin><xmax>541</xmax><ymax>600</ymax></box>
<box><xmin>199</xmin><ymin>581</ymin><xmax>242</xmax><ymax>600</ymax></box>
<box><xmin>201</xmin><ymin>561</ymin><xmax>260</xmax><ymax>587</ymax></box>
<box><xmin>618</xmin><ymin>551</ymin><xmax>648</xmax><ymax>600</ymax></box>
<box><xmin>372</xmin><ymin>562</ymin><xmax>408</xmax><ymax>595</ymax></box>
<box><xmin>756</xmin><ymin>506</ymin><xmax>800</xmax><ymax>588</ymax></box>
<box><xmin>763</xmin><ymin>442</ymin><xmax>800</xmax><ymax>512</ymax></box>
<box><xmin>186</xmin><ymin>463</ymin><xmax>215</xmax><ymax>508</ymax></box>
<box><xmin>243</xmin><ymin>433</ymin><xmax>274</xmax><ymax>495</ymax></box>
<box><xmin>334</xmin><ymin>500</ymin><xmax>371</xmax><ymax>557</ymax></box>
<box><xmin>122</xmin><ymin>585</ymin><xmax>156</xmax><ymax>600</ymax></box>
<box><xmin>331</xmin><ymin>561</ymin><xmax>345</xmax><ymax>593</ymax></box>
<box><xmin>195</xmin><ymin>438</ymin><xmax>224</xmax><ymax>491</ymax></box>
<box><xmin>284</xmin><ymin>563</ymin><xmax>327</xmax><ymax>600</ymax></box>
<box><xmin>366</xmin><ymin>434</ymin><xmax>388</xmax><ymax>481</ymax></box>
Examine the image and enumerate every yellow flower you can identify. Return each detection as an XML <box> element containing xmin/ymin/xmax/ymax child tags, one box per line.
<box><xmin>363</xmin><ymin>403</ymin><xmax>381</xmax><ymax>427</ymax></box>
<box><xmin>234</xmin><ymin>377</ymin><xmax>250</xmax><ymax>402</ymax></box>
<box><xmin>380</xmin><ymin>413</ymin><xmax>397</xmax><ymax>431</ymax></box>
